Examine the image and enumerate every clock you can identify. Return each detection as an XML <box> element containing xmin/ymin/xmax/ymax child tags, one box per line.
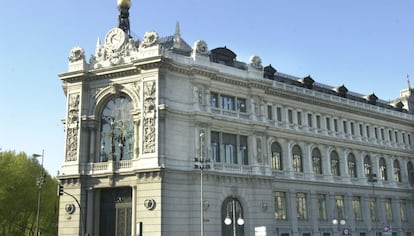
<box><xmin>105</xmin><ymin>28</ymin><xmax>127</xmax><ymax>50</ymax></box>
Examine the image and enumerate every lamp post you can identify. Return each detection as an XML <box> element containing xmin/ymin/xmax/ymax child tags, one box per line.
<box><xmin>224</xmin><ymin>198</ymin><xmax>245</xmax><ymax>236</ymax></box>
<box><xmin>33</xmin><ymin>150</ymin><xmax>45</xmax><ymax>236</ymax></box>
<box><xmin>332</xmin><ymin>218</ymin><xmax>346</xmax><ymax>236</ymax></box>
<box><xmin>194</xmin><ymin>132</ymin><xmax>210</xmax><ymax>236</ymax></box>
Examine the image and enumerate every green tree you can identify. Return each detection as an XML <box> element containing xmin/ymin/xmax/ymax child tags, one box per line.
<box><xmin>0</xmin><ymin>151</ymin><xmax>59</xmax><ymax>236</ymax></box>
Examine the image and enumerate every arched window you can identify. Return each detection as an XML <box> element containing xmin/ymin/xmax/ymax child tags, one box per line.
<box><xmin>271</xmin><ymin>142</ymin><xmax>283</xmax><ymax>170</ymax></box>
<box><xmin>364</xmin><ymin>155</ymin><xmax>372</xmax><ymax>177</ymax></box>
<box><xmin>348</xmin><ymin>153</ymin><xmax>357</xmax><ymax>178</ymax></box>
<box><xmin>330</xmin><ymin>151</ymin><xmax>340</xmax><ymax>176</ymax></box>
<box><xmin>292</xmin><ymin>145</ymin><xmax>303</xmax><ymax>172</ymax></box>
<box><xmin>100</xmin><ymin>95</ymin><xmax>134</xmax><ymax>162</ymax></box>
<box><xmin>222</xmin><ymin>197</ymin><xmax>244</xmax><ymax>236</ymax></box>
<box><xmin>312</xmin><ymin>148</ymin><xmax>322</xmax><ymax>175</ymax></box>
<box><xmin>393</xmin><ymin>160</ymin><xmax>401</xmax><ymax>182</ymax></box>
<box><xmin>379</xmin><ymin>158</ymin><xmax>387</xmax><ymax>181</ymax></box>
<box><xmin>407</xmin><ymin>161</ymin><xmax>414</xmax><ymax>184</ymax></box>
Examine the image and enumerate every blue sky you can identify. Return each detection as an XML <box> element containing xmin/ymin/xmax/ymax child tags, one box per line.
<box><xmin>0</xmin><ymin>0</ymin><xmax>413</xmax><ymax>175</ymax></box>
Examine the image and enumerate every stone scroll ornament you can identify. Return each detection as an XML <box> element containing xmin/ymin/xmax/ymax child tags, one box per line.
<box><xmin>66</xmin><ymin>94</ymin><xmax>80</xmax><ymax>161</ymax></box>
<box><xmin>143</xmin><ymin>81</ymin><xmax>156</xmax><ymax>154</ymax></box>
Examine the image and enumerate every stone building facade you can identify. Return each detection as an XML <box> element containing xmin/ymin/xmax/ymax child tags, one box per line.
<box><xmin>57</xmin><ymin>4</ymin><xmax>414</xmax><ymax>236</ymax></box>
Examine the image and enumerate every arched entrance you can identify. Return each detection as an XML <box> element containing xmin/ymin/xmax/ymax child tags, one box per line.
<box><xmin>221</xmin><ymin>197</ymin><xmax>244</xmax><ymax>236</ymax></box>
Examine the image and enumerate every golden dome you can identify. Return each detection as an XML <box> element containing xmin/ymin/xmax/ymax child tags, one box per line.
<box><xmin>117</xmin><ymin>0</ymin><xmax>131</xmax><ymax>9</ymax></box>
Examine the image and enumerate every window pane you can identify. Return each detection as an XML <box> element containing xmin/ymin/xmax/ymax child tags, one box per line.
<box><xmin>211</xmin><ymin>131</ymin><xmax>220</xmax><ymax>162</ymax></box>
<box><xmin>271</xmin><ymin>142</ymin><xmax>282</xmax><ymax>170</ymax></box>
<box><xmin>100</xmin><ymin>96</ymin><xmax>134</xmax><ymax>162</ymax></box>
<box><xmin>221</xmin><ymin>95</ymin><xmax>235</xmax><ymax>110</ymax></box>
<box><xmin>353</xmin><ymin>196</ymin><xmax>362</xmax><ymax>221</ymax></box>
<box><xmin>237</xmin><ymin>98</ymin><xmax>246</xmax><ymax>112</ymax></box>
<box><xmin>296</xmin><ymin>193</ymin><xmax>307</xmax><ymax>220</ymax></box>
<box><xmin>318</xmin><ymin>194</ymin><xmax>327</xmax><ymax>220</ymax></box>
<box><xmin>275</xmin><ymin>192</ymin><xmax>287</xmax><ymax>220</ymax></box>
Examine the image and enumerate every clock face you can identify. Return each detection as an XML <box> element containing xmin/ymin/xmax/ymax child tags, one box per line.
<box><xmin>105</xmin><ymin>28</ymin><xmax>127</xmax><ymax>50</ymax></box>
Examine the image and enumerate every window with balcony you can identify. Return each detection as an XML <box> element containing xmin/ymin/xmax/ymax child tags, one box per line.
<box><xmin>99</xmin><ymin>95</ymin><xmax>134</xmax><ymax>162</ymax></box>
<box><xmin>312</xmin><ymin>148</ymin><xmax>322</xmax><ymax>175</ymax></box>
<box><xmin>210</xmin><ymin>131</ymin><xmax>248</xmax><ymax>165</ymax></box>
<box><xmin>210</xmin><ymin>92</ymin><xmax>246</xmax><ymax>114</ymax></box>
<box><xmin>330</xmin><ymin>151</ymin><xmax>340</xmax><ymax>176</ymax></box>
<box><xmin>271</xmin><ymin>142</ymin><xmax>283</xmax><ymax>171</ymax></box>
<box><xmin>292</xmin><ymin>145</ymin><xmax>303</xmax><ymax>173</ymax></box>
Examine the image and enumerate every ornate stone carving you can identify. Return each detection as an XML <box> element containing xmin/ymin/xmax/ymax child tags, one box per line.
<box><xmin>140</xmin><ymin>31</ymin><xmax>159</xmax><ymax>48</ymax></box>
<box><xmin>249</xmin><ymin>55</ymin><xmax>263</xmax><ymax>70</ymax></box>
<box><xmin>90</xmin><ymin>28</ymin><xmax>139</xmax><ymax>69</ymax></box>
<box><xmin>66</xmin><ymin>93</ymin><xmax>80</xmax><ymax>162</ymax></box>
<box><xmin>143</xmin><ymin>81</ymin><xmax>156</xmax><ymax>154</ymax></box>
<box><xmin>68</xmin><ymin>46</ymin><xmax>85</xmax><ymax>63</ymax></box>
<box><xmin>192</xmin><ymin>40</ymin><xmax>210</xmax><ymax>56</ymax></box>
<box><xmin>66</xmin><ymin>127</ymin><xmax>78</xmax><ymax>161</ymax></box>
<box><xmin>68</xmin><ymin>94</ymin><xmax>80</xmax><ymax>124</ymax></box>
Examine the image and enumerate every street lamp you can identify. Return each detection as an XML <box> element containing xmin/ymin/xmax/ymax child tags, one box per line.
<box><xmin>224</xmin><ymin>198</ymin><xmax>244</xmax><ymax>236</ymax></box>
<box><xmin>33</xmin><ymin>150</ymin><xmax>45</xmax><ymax>236</ymax></box>
<box><xmin>194</xmin><ymin>131</ymin><xmax>210</xmax><ymax>236</ymax></box>
<box><xmin>332</xmin><ymin>218</ymin><xmax>346</xmax><ymax>235</ymax></box>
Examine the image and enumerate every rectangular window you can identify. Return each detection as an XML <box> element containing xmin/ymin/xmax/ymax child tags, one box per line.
<box><xmin>366</xmin><ymin>126</ymin><xmax>370</xmax><ymax>138</ymax></box>
<box><xmin>297</xmin><ymin>111</ymin><xmax>302</xmax><ymax>126</ymax></box>
<box><xmin>288</xmin><ymin>109</ymin><xmax>293</xmax><ymax>124</ymax></box>
<box><xmin>389</xmin><ymin>130</ymin><xmax>393</xmax><ymax>142</ymax></box>
<box><xmin>267</xmin><ymin>105</ymin><xmax>273</xmax><ymax>120</ymax></box>
<box><xmin>211</xmin><ymin>131</ymin><xmax>220</xmax><ymax>162</ymax></box>
<box><xmin>326</xmin><ymin>117</ymin><xmax>331</xmax><ymax>130</ymax></box>
<box><xmin>334</xmin><ymin>119</ymin><xmax>338</xmax><ymax>132</ymax></box>
<box><xmin>385</xmin><ymin>198</ymin><xmax>393</xmax><ymax>221</ymax></box>
<box><xmin>400</xmin><ymin>200</ymin><xmax>407</xmax><ymax>221</ymax></box>
<box><xmin>395</xmin><ymin>131</ymin><xmax>399</xmax><ymax>143</ymax></box>
<box><xmin>374</xmin><ymin>127</ymin><xmax>378</xmax><ymax>139</ymax></box>
<box><xmin>211</xmin><ymin>131</ymin><xmax>249</xmax><ymax>165</ymax></box>
<box><xmin>408</xmin><ymin>134</ymin><xmax>412</xmax><ymax>145</ymax></box>
<box><xmin>316</xmin><ymin>115</ymin><xmax>321</xmax><ymax>129</ymax></box>
<box><xmin>343</xmin><ymin>121</ymin><xmax>347</xmax><ymax>134</ymax></box>
<box><xmin>221</xmin><ymin>95</ymin><xmax>235</xmax><ymax>111</ymax></box>
<box><xmin>223</xmin><ymin>133</ymin><xmax>236</xmax><ymax>163</ymax></box>
<box><xmin>296</xmin><ymin>192</ymin><xmax>307</xmax><ymax>220</ymax></box>
<box><xmin>318</xmin><ymin>194</ymin><xmax>327</xmax><ymax>220</ymax></box>
<box><xmin>370</xmin><ymin>198</ymin><xmax>377</xmax><ymax>221</ymax></box>
<box><xmin>353</xmin><ymin>196</ymin><xmax>362</xmax><ymax>221</ymax></box>
<box><xmin>350</xmin><ymin>122</ymin><xmax>355</xmax><ymax>135</ymax></box>
<box><xmin>359</xmin><ymin>124</ymin><xmax>364</xmax><ymax>136</ymax></box>
<box><xmin>211</xmin><ymin>92</ymin><xmax>219</xmax><ymax>108</ymax></box>
<box><xmin>276</xmin><ymin>107</ymin><xmax>282</xmax><ymax>122</ymax></box>
<box><xmin>381</xmin><ymin>128</ymin><xmax>385</xmax><ymax>140</ymax></box>
<box><xmin>336</xmin><ymin>195</ymin><xmax>345</xmax><ymax>219</ymax></box>
<box><xmin>239</xmin><ymin>136</ymin><xmax>248</xmax><ymax>165</ymax></box>
<box><xmin>275</xmin><ymin>192</ymin><xmax>287</xmax><ymax>220</ymax></box>
<box><xmin>237</xmin><ymin>98</ymin><xmax>246</xmax><ymax>112</ymax></box>
<box><xmin>307</xmin><ymin>113</ymin><xmax>313</xmax><ymax>127</ymax></box>
<box><xmin>402</xmin><ymin>133</ymin><xmax>406</xmax><ymax>144</ymax></box>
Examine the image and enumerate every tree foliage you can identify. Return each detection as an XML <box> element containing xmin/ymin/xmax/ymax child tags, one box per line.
<box><xmin>0</xmin><ymin>151</ymin><xmax>59</xmax><ymax>236</ymax></box>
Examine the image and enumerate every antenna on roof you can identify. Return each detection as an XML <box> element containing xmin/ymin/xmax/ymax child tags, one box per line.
<box><xmin>117</xmin><ymin>0</ymin><xmax>131</xmax><ymax>37</ymax></box>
